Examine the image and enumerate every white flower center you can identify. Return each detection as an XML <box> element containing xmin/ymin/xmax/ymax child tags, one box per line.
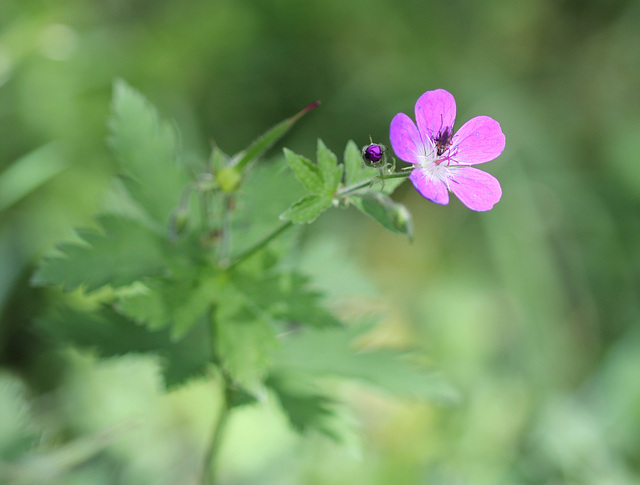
<box><xmin>414</xmin><ymin>141</ymin><xmax>459</xmax><ymax>189</ymax></box>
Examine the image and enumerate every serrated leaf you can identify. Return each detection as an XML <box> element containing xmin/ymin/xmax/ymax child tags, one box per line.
<box><xmin>283</xmin><ymin>148</ymin><xmax>324</xmax><ymax>194</ymax></box>
<box><xmin>214</xmin><ymin>286</ymin><xmax>278</xmax><ymax>391</ymax></box>
<box><xmin>32</xmin><ymin>215</ymin><xmax>165</xmax><ymax>293</ymax></box>
<box><xmin>37</xmin><ymin>306</ymin><xmax>212</xmax><ymax>389</ymax></box>
<box><xmin>116</xmin><ymin>269</ymin><xmax>218</xmax><ymax>340</ymax></box>
<box><xmin>316</xmin><ymin>139</ymin><xmax>342</xmax><ymax>194</ymax></box>
<box><xmin>108</xmin><ymin>79</ymin><xmax>190</xmax><ymax>223</ymax></box>
<box><xmin>273</xmin><ymin>324</ymin><xmax>458</xmax><ymax>402</ymax></box>
<box><xmin>280</xmin><ymin>194</ymin><xmax>332</xmax><ymax>224</ymax></box>
<box><xmin>233</xmin><ymin>101</ymin><xmax>320</xmax><ymax>170</ymax></box>
<box><xmin>230</xmin><ymin>270</ymin><xmax>342</xmax><ymax>328</ymax></box>
<box><xmin>351</xmin><ymin>192</ymin><xmax>413</xmax><ymax>237</ymax></box>
<box><xmin>266</xmin><ymin>373</ymin><xmax>340</xmax><ymax>440</ymax></box>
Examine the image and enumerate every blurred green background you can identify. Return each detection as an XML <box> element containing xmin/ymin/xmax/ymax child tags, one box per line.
<box><xmin>2</xmin><ymin>0</ymin><xmax>640</xmax><ymax>483</ymax></box>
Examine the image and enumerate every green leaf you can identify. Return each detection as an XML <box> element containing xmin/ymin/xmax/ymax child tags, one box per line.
<box><xmin>108</xmin><ymin>79</ymin><xmax>190</xmax><ymax>223</ymax></box>
<box><xmin>230</xmin><ymin>270</ymin><xmax>342</xmax><ymax>328</ymax></box>
<box><xmin>316</xmin><ymin>139</ymin><xmax>342</xmax><ymax>194</ymax></box>
<box><xmin>351</xmin><ymin>192</ymin><xmax>413</xmax><ymax>237</ymax></box>
<box><xmin>32</xmin><ymin>215</ymin><xmax>166</xmax><ymax>293</ymax></box>
<box><xmin>280</xmin><ymin>194</ymin><xmax>333</xmax><ymax>224</ymax></box>
<box><xmin>214</xmin><ymin>286</ymin><xmax>278</xmax><ymax>391</ymax></box>
<box><xmin>230</xmin><ymin>157</ymin><xmax>305</xmax><ymax>261</ymax></box>
<box><xmin>37</xmin><ymin>306</ymin><xmax>212</xmax><ymax>389</ymax></box>
<box><xmin>116</xmin><ymin>268</ymin><xmax>218</xmax><ymax>340</ymax></box>
<box><xmin>273</xmin><ymin>324</ymin><xmax>458</xmax><ymax>402</ymax></box>
<box><xmin>283</xmin><ymin>148</ymin><xmax>324</xmax><ymax>194</ymax></box>
<box><xmin>233</xmin><ymin>101</ymin><xmax>320</xmax><ymax>170</ymax></box>
<box><xmin>266</xmin><ymin>372</ymin><xmax>340</xmax><ymax>440</ymax></box>
<box><xmin>343</xmin><ymin>139</ymin><xmax>367</xmax><ymax>187</ymax></box>
<box><xmin>0</xmin><ymin>143</ymin><xmax>68</xmax><ymax>213</ymax></box>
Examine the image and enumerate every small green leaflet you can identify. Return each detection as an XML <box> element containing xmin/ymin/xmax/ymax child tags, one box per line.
<box><xmin>32</xmin><ymin>215</ymin><xmax>166</xmax><ymax>293</ymax></box>
<box><xmin>281</xmin><ymin>140</ymin><xmax>342</xmax><ymax>224</ymax></box>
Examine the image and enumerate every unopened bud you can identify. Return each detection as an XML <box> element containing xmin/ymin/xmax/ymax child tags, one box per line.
<box><xmin>361</xmin><ymin>142</ymin><xmax>387</xmax><ymax>168</ymax></box>
<box><xmin>217</xmin><ymin>166</ymin><xmax>242</xmax><ymax>192</ymax></box>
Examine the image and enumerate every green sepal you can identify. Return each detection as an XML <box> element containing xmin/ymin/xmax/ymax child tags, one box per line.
<box><xmin>280</xmin><ymin>194</ymin><xmax>333</xmax><ymax>224</ymax></box>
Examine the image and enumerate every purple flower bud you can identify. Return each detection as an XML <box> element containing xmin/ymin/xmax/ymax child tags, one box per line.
<box><xmin>364</xmin><ymin>144</ymin><xmax>383</xmax><ymax>163</ymax></box>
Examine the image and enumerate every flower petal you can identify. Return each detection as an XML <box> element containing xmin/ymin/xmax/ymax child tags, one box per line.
<box><xmin>451</xmin><ymin>116</ymin><xmax>505</xmax><ymax>165</ymax></box>
<box><xmin>409</xmin><ymin>168</ymin><xmax>449</xmax><ymax>205</ymax></box>
<box><xmin>390</xmin><ymin>113</ymin><xmax>422</xmax><ymax>164</ymax></box>
<box><xmin>448</xmin><ymin>166</ymin><xmax>501</xmax><ymax>211</ymax></box>
<box><xmin>415</xmin><ymin>89</ymin><xmax>456</xmax><ymax>140</ymax></box>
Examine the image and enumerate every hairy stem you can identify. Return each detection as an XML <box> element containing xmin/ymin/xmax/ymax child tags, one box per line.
<box><xmin>337</xmin><ymin>171</ymin><xmax>412</xmax><ymax>197</ymax></box>
<box><xmin>227</xmin><ymin>220</ymin><xmax>293</xmax><ymax>269</ymax></box>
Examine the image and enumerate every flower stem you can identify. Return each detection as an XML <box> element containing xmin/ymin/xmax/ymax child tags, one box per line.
<box><xmin>337</xmin><ymin>171</ymin><xmax>412</xmax><ymax>197</ymax></box>
<box><xmin>227</xmin><ymin>220</ymin><xmax>293</xmax><ymax>270</ymax></box>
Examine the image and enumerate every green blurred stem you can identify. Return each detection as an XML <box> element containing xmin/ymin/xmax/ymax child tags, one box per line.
<box><xmin>218</xmin><ymin>195</ymin><xmax>233</xmax><ymax>265</ymax></box>
<box><xmin>203</xmin><ymin>377</ymin><xmax>230</xmax><ymax>485</ymax></box>
<box><xmin>227</xmin><ymin>221</ymin><xmax>293</xmax><ymax>269</ymax></box>
<box><xmin>337</xmin><ymin>171</ymin><xmax>411</xmax><ymax>197</ymax></box>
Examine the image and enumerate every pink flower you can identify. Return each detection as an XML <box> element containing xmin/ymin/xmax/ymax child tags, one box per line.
<box><xmin>390</xmin><ymin>89</ymin><xmax>506</xmax><ymax>211</ymax></box>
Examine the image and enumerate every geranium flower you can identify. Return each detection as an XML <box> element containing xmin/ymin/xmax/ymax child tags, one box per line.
<box><xmin>390</xmin><ymin>89</ymin><xmax>505</xmax><ymax>211</ymax></box>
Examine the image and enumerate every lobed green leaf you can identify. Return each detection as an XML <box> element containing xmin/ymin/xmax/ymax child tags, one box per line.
<box><xmin>214</xmin><ymin>286</ymin><xmax>278</xmax><ymax>391</ymax></box>
<box><xmin>116</xmin><ymin>268</ymin><xmax>218</xmax><ymax>340</ymax></box>
<box><xmin>37</xmin><ymin>306</ymin><xmax>212</xmax><ymax>389</ymax></box>
<box><xmin>273</xmin><ymin>324</ymin><xmax>458</xmax><ymax>402</ymax></box>
<box><xmin>32</xmin><ymin>215</ymin><xmax>166</xmax><ymax>293</ymax></box>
